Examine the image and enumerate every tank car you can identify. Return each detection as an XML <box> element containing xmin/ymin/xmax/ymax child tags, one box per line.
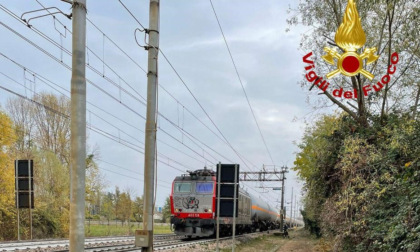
<box><xmin>170</xmin><ymin>169</ymin><xmax>281</xmax><ymax>238</ymax></box>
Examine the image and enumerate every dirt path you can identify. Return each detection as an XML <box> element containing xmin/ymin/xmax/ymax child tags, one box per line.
<box><xmin>275</xmin><ymin>230</ymin><xmax>318</xmax><ymax>252</ymax></box>
<box><xmin>233</xmin><ymin>228</ymin><xmax>325</xmax><ymax>252</ymax></box>
<box><xmin>273</xmin><ymin>230</ymin><xmax>328</xmax><ymax>252</ymax></box>
<box><xmin>168</xmin><ymin>228</ymin><xmax>330</xmax><ymax>252</ymax></box>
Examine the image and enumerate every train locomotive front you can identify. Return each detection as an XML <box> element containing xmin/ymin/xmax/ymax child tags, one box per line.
<box><xmin>170</xmin><ymin>168</ymin><xmax>282</xmax><ymax>238</ymax></box>
<box><xmin>170</xmin><ymin>169</ymin><xmax>216</xmax><ymax>237</ymax></box>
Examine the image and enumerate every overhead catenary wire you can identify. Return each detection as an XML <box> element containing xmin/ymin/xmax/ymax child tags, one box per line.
<box><xmin>0</xmin><ymin>124</ymin><xmax>172</xmax><ymax>189</ymax></box>
<box><xmin>0</xmin><ymin>117</ymin><xmax>176</xmax><ymax>185</ymax></box>
<box><xmin>3</xmin><ymin>0</ymin><xmax>280</xmax><ymax>203</ymax></box>
<box><xmin>117</xmin><ymin>0</ymin><xmax>146</xmax><ymax>31</ymax></box>
<box><xmin>115</xmin><ymin>0</ymin><xmax>258</xmax><ymax>172</ymax></box>
<box><xmin>3</xmin><ymin>3</ymin><xmax>259</xmax><ymax>174</ymax></box>
<box><xmin>0</xmin><ymin>19</ymin><xmax>223</xmax><ymax>164</ymax></box>
<box><xmin>33</xmin><ymin>0</ymin><xmax>149</xmax><ymax>101</ymax></box>
<box><xmin>1</xmin><ymin>53</ymin><xmax>216</xmax><ymax>166</ymax></box>
<box><xmin>0</xmin><ymin>7</ymin><xmax>229</xmax><ymax>165</ymax></box>
<box><xmin>40</xmin><ymin>4</ymin><xmax>255</xmax><ymax>170</ymax></box>
<box><xmin>0</xmin><ymin>84</ymin><xmax>191</xmax><ymax>173</ymax></box>
<box><xmin>0</xmin><ymin>49</ymin><xmax>217</xmax><ymax>167</ymax></box>
<box><xmin>209</xmin><ymin>0</ymin><xmax>275</xmax><ymax>166</ymax></box>
<box><xmin>0</xmin><ymin>5</ymin><xmax>148</xmax><ymax>105</ymax></box>
<box><xmin>157</xmin><ymin>48</ymin><xmax>256</xmax><ymax>172</ymax></box>
<box><xmin>95</xmin><ymin>158</ymin><xmax>172</xmax><ymax>185</ymax></box>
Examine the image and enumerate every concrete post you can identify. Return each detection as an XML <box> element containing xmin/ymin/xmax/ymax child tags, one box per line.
<box><xmin>232</xmin><ymin>164</ymin><xmax>238</xmax><ymax>251</ymax></box>
<box><xmin>69</xmin><ymin>1</ymin><xmax>87</xmax><ymax>251</ymax></box>
<box><xmin>290</xmin><ymin>187</ymin><xmax>293</xmax><ymax>227</ymax></box>
<box><xmin>280</xmin><ymin>167</ymin><xmax>286</xmax><ymax>232</ymax></box>
<box><xmin>216</xmin><ymin>162</ymin><xmax>221</xmax><ymax>252</ymax></box>
<box><xmin>142</xmin><ymin>0</ymin><xmax>160</xmax><ymax>251</ymax></box>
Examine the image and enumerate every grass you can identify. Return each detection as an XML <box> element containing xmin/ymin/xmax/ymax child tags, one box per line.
<box><xmin>221</xmin><ymin>234</ymin><xmax>277</xmax><ymax>252</ymax></box>
<box><xmin>85</xmin><ymin>222</ymin><xmax>172</xmax><ymax>237</ymax></box>
<box><xmin>218</xmin><ymin>228</ymin><xmax>327</xmax><ymax>252</ymax></box>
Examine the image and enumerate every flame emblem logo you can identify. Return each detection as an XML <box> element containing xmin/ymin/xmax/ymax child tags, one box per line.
<box><xmin>322</xmin><ymin>0</ymin><xmax>379</xmax><ymax>80</ymax></box>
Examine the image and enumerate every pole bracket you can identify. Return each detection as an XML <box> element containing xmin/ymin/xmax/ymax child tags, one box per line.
<box><xmin>21</xmin><ymin>7</ymin><xmax>71</xmax><ymax>27</ymax></box>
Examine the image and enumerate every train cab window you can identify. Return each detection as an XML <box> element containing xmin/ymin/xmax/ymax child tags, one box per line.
<box><xmin>196</xmin><ymin>182</ymin><xmax>214</xmax><ymax>194</ymax></box>
<box><xmin>174</xmin><ymin>182</ymin><xmax>192</xmax><ymax>193</ymax></box>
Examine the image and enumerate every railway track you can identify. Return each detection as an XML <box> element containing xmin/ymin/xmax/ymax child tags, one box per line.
<box><xmin>0</xmin><ymin>234</ymin><xmax>179</xmax><ymax>252</ymax></box>
<box><xmin>0</xmin><ymin>231</ymin><xmax>273</xmax><ymax>251</ymax></box>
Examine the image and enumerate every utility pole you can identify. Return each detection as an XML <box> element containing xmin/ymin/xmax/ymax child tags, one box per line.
<box><xmin>141</xmin><ymin>0</ymin><xmax>159</xmax><ymax>251</ymax></box>
<box><xmin>70</xmin><ymin>0</ymin><xmax>87</xmax><ymax>251</ymax></box>
<box><xmin>290</xmin><ymin>187</ymin><xmax>293</xmax><ymax>227</ymax></box>
<box><xmin>279</xmin><ymin>166</ymin><xmax>287</xmax><ymax>232</ymax></box>
<box><xmin>294</xmin><ymin>194</ymin><xmax>297</xmax><ymax>227</ymax></box>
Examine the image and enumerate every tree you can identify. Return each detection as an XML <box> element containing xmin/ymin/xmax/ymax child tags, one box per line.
<box><xmin>6</xmin><ymin>98</ymin><xmax>34</xmax><ymax>157</ymax></box>
<box><xmin>0</xmin><ymin>111</ymin><xmax>17</xmax><ymax>240</ymax></box>
<box><xmin>161</xmin><ymin>197</ymin><xmax>171</xmax><ymax>223</ymax></box>
<box><xmin>32</xmin><ymin>149</ymin><xmax>70</xmax><ymax>237</ymax></box>
<box><xmin>114</xmin><ymin>187</ymin><xmax>122</xmax><ymax>225</ymax></box>
<box><xmin>4</xmin><ymin>93</ymin><xmax>102</xmax><ymax>239</ymax></box>
<box><xmin>132</xmin><ymin>196</ymin><xmax>143</xmax><ymax>227</ymax></box>
<box><xmin>86</xmin><ymin>152</ymin><xmax>104</xmax><ymax>218</ymax></box>
<box><xmin>101</xmin><ymin>192</ymin><xmax>115</xmax><ymax>228</ymax></box>
<box><xmin>118</xmin><ymin>191</ymin><xmax>132</xmax><ymax>227</ymax></box>
<box><xmin>294</xmin><ymin>113</ymin><xmax>420</xmax><ymax>250</ymax></box>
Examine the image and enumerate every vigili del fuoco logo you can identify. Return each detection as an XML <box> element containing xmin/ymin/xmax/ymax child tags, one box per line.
<box><xmin>302</xmin><ymin>0</ymin><xmax>399</xmax><ymax>99</ymax></box>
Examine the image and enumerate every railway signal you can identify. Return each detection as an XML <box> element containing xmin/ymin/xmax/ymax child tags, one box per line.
<box><xmin>216</xmin><ymin>163</ymin><xmax>240</xmax><ymax>252</ymax></box>
<box><xmin>15</xmin><ymin>160</ymin><xmax>34</xmax><ymax>240</ymax></box>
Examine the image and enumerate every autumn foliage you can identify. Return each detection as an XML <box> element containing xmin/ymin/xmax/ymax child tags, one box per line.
<box><xmin>294</xmin><ymin>114</ymin><xmax>420</xmax><ymax>251</ymax></box>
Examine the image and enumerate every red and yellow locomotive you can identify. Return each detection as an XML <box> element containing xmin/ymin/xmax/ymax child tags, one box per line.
<box><xmin>170</xmin><ymin>169</ymin><xmax>280</xmax><ymax>238</ymax></box>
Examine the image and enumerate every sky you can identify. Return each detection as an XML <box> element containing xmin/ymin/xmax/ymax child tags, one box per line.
<box><xmin>0</xmin><ymin>0</ymin><xmax>314</xmax><ymax>219</ymax></box>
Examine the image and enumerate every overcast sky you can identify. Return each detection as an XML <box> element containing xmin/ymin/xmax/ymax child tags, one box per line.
<box><xmin>0</xmin><ymin>0</ymin><xmax>313</xmax><ymax>217</ymax></box>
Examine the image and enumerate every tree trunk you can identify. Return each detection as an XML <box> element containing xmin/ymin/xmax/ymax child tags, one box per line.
<box><xmin>380</xmin><ymin>1</ymin><xmax>395</xmax><ymax>123</ymax></box>
<box><xmin>412</xmin><ymin>85</ymin><xmax>420</xmax><ymax>120</ymax></box>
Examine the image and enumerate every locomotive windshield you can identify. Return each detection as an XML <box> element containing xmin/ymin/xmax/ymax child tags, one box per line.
<box><xmin>196</xmin><ymin>182</ymin><xmax>213</xmax><ymax>194</ymax></box>
<box><xmin>174</xmin><ymin>182</ymin><xmax>191</xmax><ymax>193</ymax></box>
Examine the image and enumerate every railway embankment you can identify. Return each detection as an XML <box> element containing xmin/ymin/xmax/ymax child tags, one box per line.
<box><xmin>167</xmin><ymin>228</ymin><xmax>331</xmax><ymax>252</ymax></box>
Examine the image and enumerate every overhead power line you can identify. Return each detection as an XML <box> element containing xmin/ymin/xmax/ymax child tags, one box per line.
<box><xmin>0</xmin><ymin>6</ymin><xmax>227</xmax><ymax>164</ymax></box>
<box><xmin>157</xmin><ymin>49</ymin><xmax>256</xmax><ymax>172</ymax></box>
<box><xmin>114</xmin><ymin>0</ymin><xmax>257</xmax><ymax>172</ymax></box>
<box><xmin>0</xmin><ymin>125</ymin><xmax>171</xmax><ymax>189</ymax></box>
<box><xmin>0</xmin><ymin>84</ymin><xmax>191</xmax><ymax>173</ymax></box>
<box><xmin>2</xmin><ymin>3</ymin><xmax>257</xmax><ymax>172</ymax></box>
<box><xmin>0</xmin><ymin>16</ymin><xmax>221</xmax><ymax>164</ymax></box>
<box><xmin>117</xmin><ymin>0</ymin><xmax>146</xmax><ymax>30</ymax></box>
<box><xmin>209</xmin><ymin>0</ymin><xmax>275</xmax><ymax>165</ymax></box>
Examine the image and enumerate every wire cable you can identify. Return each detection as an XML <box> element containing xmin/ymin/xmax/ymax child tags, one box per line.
<box><xmin>1</xmin><ymin>5</ymin><xmax>250</xmax><ymax>170</ymax></box>
<box><xmin>117</xmin><ymin>0</ymin><xmax>146</xmax><ymax>30</ymax></box>
<box><xmin>0</xmin><ymin>84</ymin><xmax>190</xmax><ymax>173</ymax></box>
<box><xmin>1</xmin><ymin>48</ymin><xmax>217</xmax><ymax>167</ymax></box>
<box><xmin>70</xmin><ymin>7</ymin><xmax>257</xmax><ymax>169</ymax></box>
<box><xmin>114</xmin><ymin>0</ymin><xmax>257</xmax><ymax>171</ymax></box>
<box><xmin>0</xmin><ymin>13</ymin><xmax>225</xmax><ymax>164</ymax></box>
<box><xmin>209</xmin><ymin>0</ymin><xmax>275</xmax><ymax>165</ymax></box>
